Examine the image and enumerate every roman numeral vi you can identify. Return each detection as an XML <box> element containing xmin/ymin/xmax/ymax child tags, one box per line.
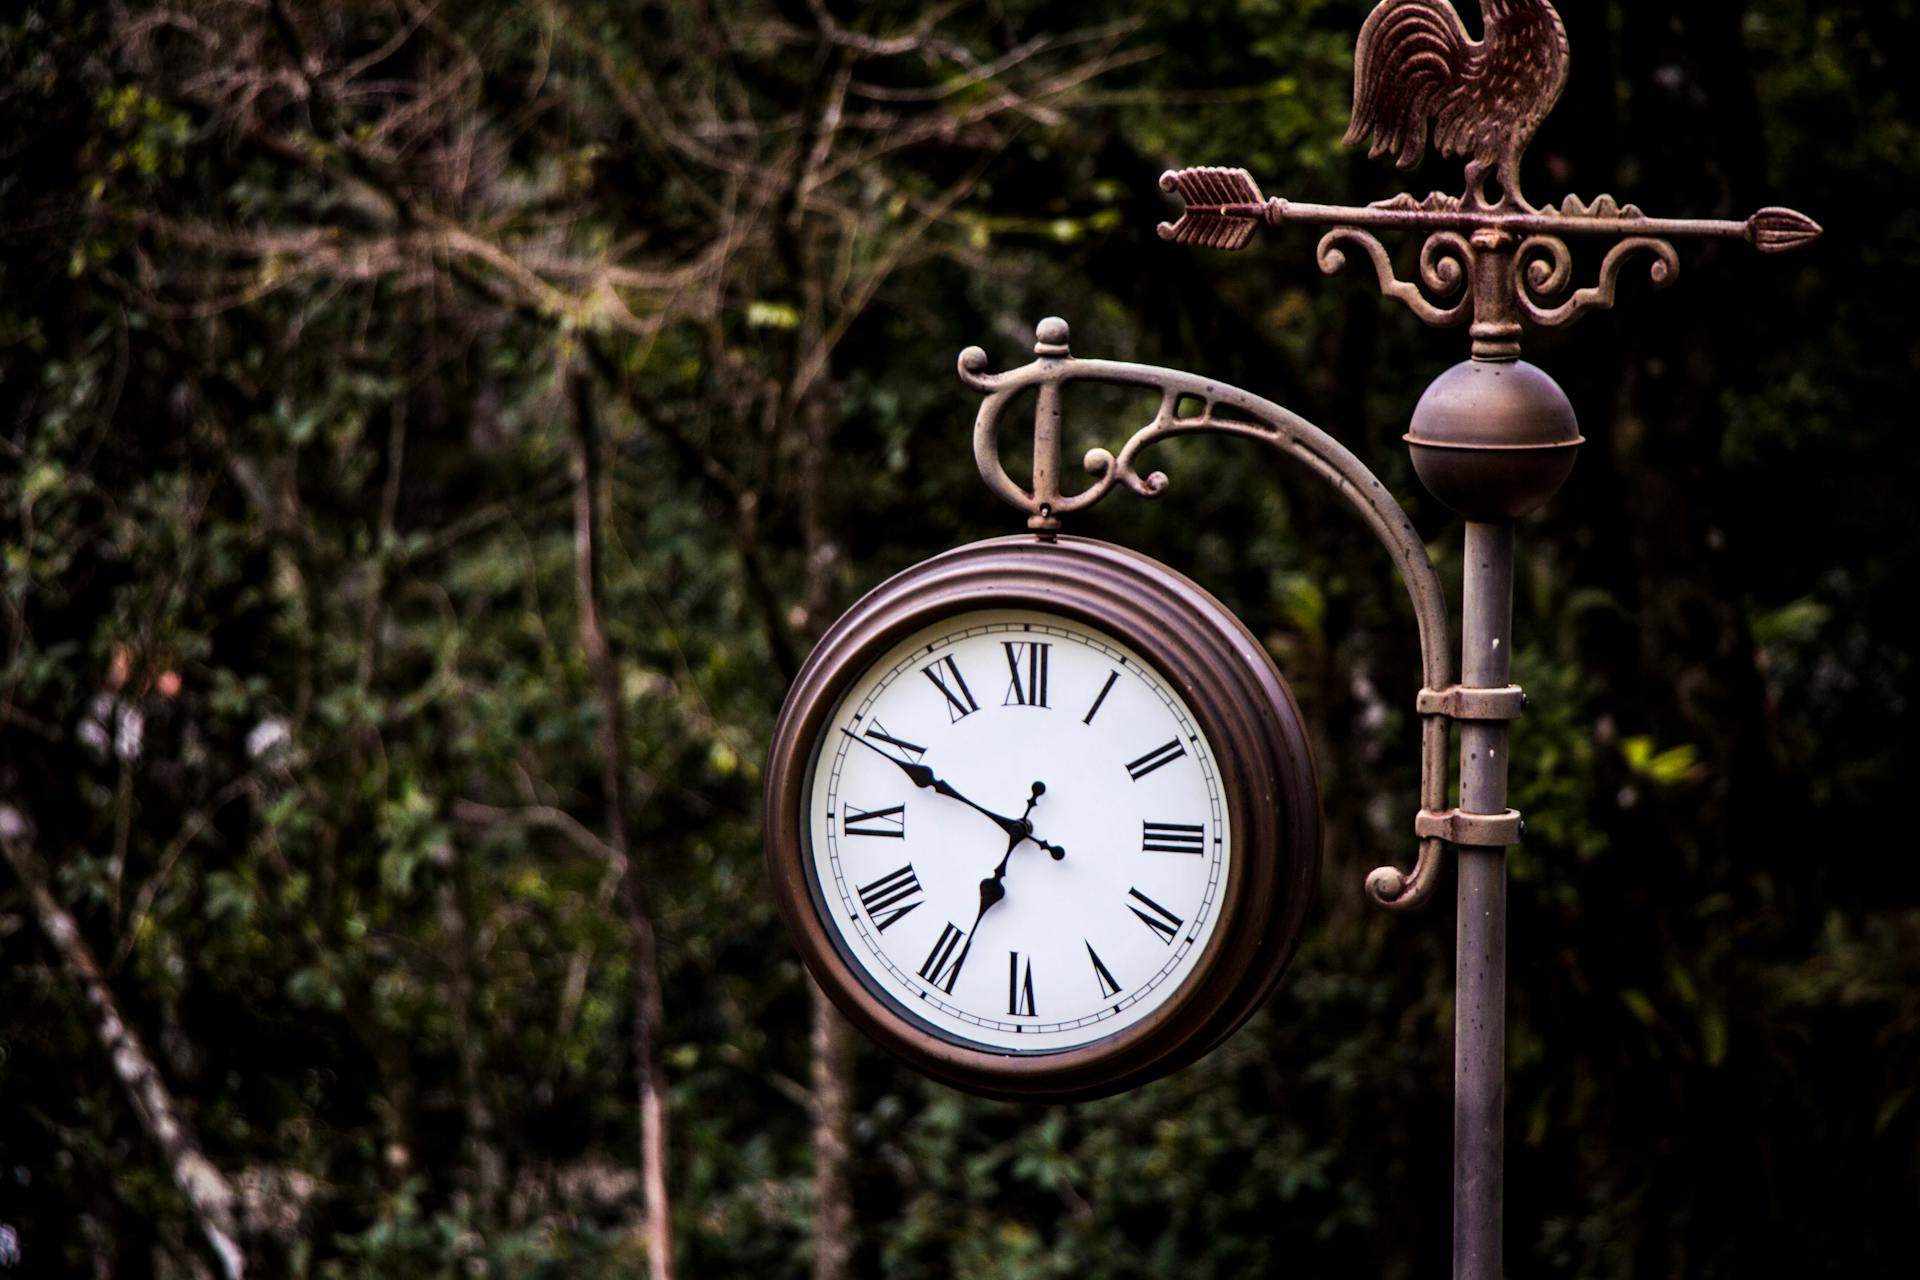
<box><xmin>1007</xmin><ymin>952</ymin><xmax>1037</xmax><ymax>1017</ymax></box>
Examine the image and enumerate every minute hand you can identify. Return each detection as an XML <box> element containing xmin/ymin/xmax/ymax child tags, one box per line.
<box><xmin>838</xmin><ymin>729</ymin><xmax>1061</xmax><ymax>853</ymax></box>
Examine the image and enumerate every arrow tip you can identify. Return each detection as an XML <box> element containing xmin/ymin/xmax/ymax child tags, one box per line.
<box><xmin>1748</xmin><ymin>206</ymin><xmax>1823</xmax><ymax>253</ymax></box>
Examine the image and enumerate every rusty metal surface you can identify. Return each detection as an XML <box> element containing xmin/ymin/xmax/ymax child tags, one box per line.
<box><xmin>1156</xmin><ymin>0</ymin><xmax>1819</xmax><ymax>363</ymax></box>
<box><xmin>1346</xmin><ymin>0</ymin><xmax>1569</xmax><ymax>215</ymax></box>
<box><xmin>1454</xmin><ymin>518</ymin><xmax>1517</xmax><ymax>1280</ymax></box>
<box><xmin>1407</xmin><ymin>358</ymin><xmax>1582</xmax><ymax>518</ymax></box>
<box><xmin>1417</xmin><ymin>686</ymin><xmax>1526</xmax><ymax>721</ymax></box>
<box><xmin>1129</xmin><ymin>6</ymin><xmax>1821</xmax><ymax>1277</ymax></box>
<box><xmin>1415</xmin><ymin>808</ymin><xmax>1524</xmax><ymax>847</ymax></box>
<box><xmin>1162</xmin><ymin>167</ymin><xmax>1819</xmax><ymax>361</ymax></box>
<box><xmin>960</xmin><ymin>318</ymin><xmax>1456</xmax><ymax>911</ymax></box>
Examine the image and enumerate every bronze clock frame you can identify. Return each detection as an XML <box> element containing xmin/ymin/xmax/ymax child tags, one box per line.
<box><xmin>764</xmin><ymin>535</ymin><xmax>1321</xmax><ymax>1102</ymax></box>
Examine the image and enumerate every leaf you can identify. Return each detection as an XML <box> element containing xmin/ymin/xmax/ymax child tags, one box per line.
<box><xmin>1620</xmin><ymin>987</ymin><xmax>1660</xmax><ymax>1028</ymax></box>
<box><xmin>745</xmin><ymin>300</ymin><xmax>799</xmax><ymax>330</ymax></box>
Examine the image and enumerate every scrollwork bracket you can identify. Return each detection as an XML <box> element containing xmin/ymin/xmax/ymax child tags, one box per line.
<box><xmin>962</xmin><ymin>317</ymin><xmax>1461</xmax><ymax>911</ymax></box>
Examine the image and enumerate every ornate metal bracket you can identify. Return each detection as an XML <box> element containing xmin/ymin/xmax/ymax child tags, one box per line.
<box><xmin>1120</xmin><ymin>6</ymin><xmax>1820</xmax><ymax>1265</ymax></box>
<box><xmin>1161</xmin><ymin>169</ymin><xmax>1820</xmax><ymax>359</ymax></box>
<box><xmin>960</xmin><ymin>317</ymin><xmax>1468</xmax><ymax>911</ymax></box>
<box><xmin>1157</xmin><ymin>0</ymin><xmax>1819</xmax><ymax>360</ymax></box>
<box><xmin>1138</xmin><ymin>0</ymin><xmax>1821</xmax><ymax>917</ymax></box>
<box><xmin>957</xmin><ymin>3</ymin><xmax>1821</xmax><ymax>915</ymax></box>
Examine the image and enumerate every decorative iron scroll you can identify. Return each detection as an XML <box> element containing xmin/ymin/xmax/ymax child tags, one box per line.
<box><xmin>995</xmin><ymin>1</ymin><xmax>1824</xmax><ymax>908</ymax></box>
<box><xmin>959</xmin><ymin>319</ymin><xmax>1456</xmax><ymax>910</ymax></box>
<box><xmin>1158</xmin><ymin>168</ymin><xmax>1820</xmax><ymax>359</ymax></box>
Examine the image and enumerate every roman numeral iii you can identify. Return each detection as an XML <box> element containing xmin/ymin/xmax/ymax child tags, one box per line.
<box><xmin>1128</xmin><ymin>887</ymin><xmax>1185</xmax><ymax>945</ymax></box>
<box><xmin>856</xmin><ymin>865</ymin><xmax>923</xmax><ymax>933</ymax></box>
<box><xmin>1007</xmin><ymin>952</ymin><xmax>1037</xmax><ymax>1017</ymax></box>
<box><xmin>1001</xmin><ymin>641</ymin><xmax>1050</xmax><ymax>707</ymax></box>
<box><xmin>842</xmin><ymin>803</ymin><xmax>906</xmax><ymax>839</ymax></box>
<box><xmin>1125</xmin><ymin>739</ymin><xmax>1187</xmax><ymax>780</ymax></box>
<box><xmin>923</xmin><ymin>656</ymin><xmax>980</xmax><ymax>722</ymax></box>
<box><xmin>919</xmin><ymin>922</ymin><xmax>967</xmax><ymax>993</ymax></box>
<box><xmin>1142</xmin><ymin>821</ymin><xmax>1205</xmax><ymax>854</ymax></box>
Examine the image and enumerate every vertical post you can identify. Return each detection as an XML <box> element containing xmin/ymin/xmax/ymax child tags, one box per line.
<box><xmin>1406</xmin><ymin>354</ymin><xmax>1571</xmax><ymax>1276</ymax></box>
<box><xmin>1454</xmin><ymin>519</ymin><xmax>1514</xmax><ymax>1280</ymax></box>
<box><xmin>1028</xmin><ymin>316</ymin><xmax>1072</xmax><ymax>532</ymax></box>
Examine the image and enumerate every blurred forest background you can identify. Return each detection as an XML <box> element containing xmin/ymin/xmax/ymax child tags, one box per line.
<box><xmin>2</xmin><ymin>0</ymin><xmax>1915</xmax><ymax>1276</ymax></box>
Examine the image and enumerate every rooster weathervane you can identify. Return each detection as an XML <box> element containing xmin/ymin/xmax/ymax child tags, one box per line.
<box><xmin>1158</xmin><ymin>0</ymin><xmax>1821</xmax><ymax>359</ymax></box>
<box><xmin>938</xmin><ymin>5</ymin><xmax>1821</xmax><ymax>1275</ymax></box>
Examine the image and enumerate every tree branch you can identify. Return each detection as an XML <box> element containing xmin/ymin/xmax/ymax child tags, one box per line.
<box><xmin>565</xmin><ymin>362</ymin><xmax>676</xmax><ymax>1280</ymax></box>
<box><xmin>0</xmin><ymin>809</ymin><xmax>246</xmax><ymax>1280</ymax></box>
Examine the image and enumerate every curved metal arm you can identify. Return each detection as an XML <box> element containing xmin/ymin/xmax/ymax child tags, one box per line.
<box><xmin>959</xmin><ymin>320</ymin><xmax>1454</xmax><ymax>910</ymax></box>
<box><xmin>1317</xmin><ymin>227</ymin><xmax>1474</xmax><ymax>328</ymax></box>
<box><xmin>1516</xmin><ymin>235</ymin><xmax>1680</xmax><ymax>326</ymax></box>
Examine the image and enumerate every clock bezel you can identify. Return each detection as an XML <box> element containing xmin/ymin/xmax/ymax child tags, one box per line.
<box><xmin>765</xmin><ymin>535</ymin><xmax>1321</xmax><ymax>1101</ymax></box>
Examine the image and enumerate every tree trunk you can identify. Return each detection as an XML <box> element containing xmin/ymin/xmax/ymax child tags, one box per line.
<box><xmin>566</xmin><ymin>363</ymin><xmax>675</xmax><ymax>1280</ymax></box>
<box><xmin>808</xmin><ymin>978</ymin><xmax>856</xmax><ymax>1280</ymax></box>
<box><xmin>0</xmin><ymin>812</ymin><xmax>246</xmax><ymax>1280</ymax></box>
<box><xmin>443</xmin><ymin>847</ymin><xmax>505</xmax><ymax>1220</ymax></box>
<box><xmin>798</xmin><ymin>371</ymin><xmax>856</xmax><ymax>1280</ymax></box>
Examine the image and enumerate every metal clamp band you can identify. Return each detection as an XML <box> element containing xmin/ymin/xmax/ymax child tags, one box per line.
<box><xmin>1416</xmin><ymin>684</ymin><xmax>1527</xmax><ymax>721</ymax></box>
<box><xmin>1415</xmin><ymin>808</ymin><xmax>1525</xmax><ymax>848</ymax></box>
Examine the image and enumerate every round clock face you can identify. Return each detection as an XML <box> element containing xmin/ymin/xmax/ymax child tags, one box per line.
<box><xmin>808</xmin><ymin>609</ymin><xmax>1232</xmax><ymax>1053</ymax></box>
<box><xmin>765</xmin><ymin>536</ymin><xmax>1320</xmax><ymax>1101</ymax></box>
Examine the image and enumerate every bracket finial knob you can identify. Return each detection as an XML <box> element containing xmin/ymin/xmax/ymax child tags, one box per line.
<box><xmin>1034</xmin><ymin>316</ymin><xmax>1071</xmax><ymax>357</ymax></box>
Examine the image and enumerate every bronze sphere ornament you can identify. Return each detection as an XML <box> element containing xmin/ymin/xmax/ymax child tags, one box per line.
<box><xmin>765</xmin><ymin>3</ymin><xmax>1817</xmax><ymax>1276</ymax></box>
<box><xmin>1406</xmin><ymin>360</ymin><xmax>1581</xmax><ymax>520</ymax></box>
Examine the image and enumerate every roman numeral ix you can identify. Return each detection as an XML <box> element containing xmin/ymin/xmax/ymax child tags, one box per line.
<box><xmin>856</xmin><ymin>865</ymin><xmax>923</xmax><ymax>933</ymax></box>
<box><xmin>842</xmin><ymin>803</ymin><xmax>906</xmax><ymax>839</ymax></box>
<box><xmin>1001</xmin><ymin>641</ymin><xmax>1051</xmax><ymax>708</ymax></box>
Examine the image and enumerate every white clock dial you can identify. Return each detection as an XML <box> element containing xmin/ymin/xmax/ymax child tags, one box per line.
<box><xmin>806</xmin><ymin>608</ymin><xmax>1231</xmax><ymax>1053</ymax></box>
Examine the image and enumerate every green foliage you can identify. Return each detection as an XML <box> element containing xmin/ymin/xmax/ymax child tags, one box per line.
<box><xmin>3</xmin><ymin>1</ymin><xmax>1916</xmax><ymax>1277</ymax></box>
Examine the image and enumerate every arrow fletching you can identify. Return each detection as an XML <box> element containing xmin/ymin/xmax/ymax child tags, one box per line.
<box><xmin>1747</xmin><ymin>206</ymin><xmax>1823</xmax><ymax>254</ymax></box>
<box><xmin>1157</xmin><ymin>167</ymin><xmax>1269</xmax><ymax>251</ymax></box>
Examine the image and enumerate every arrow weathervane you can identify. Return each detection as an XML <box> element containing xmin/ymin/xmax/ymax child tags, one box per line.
<box><xmin>1147</xmin><ymin>7</ymin><xmax>1823</xmax><ymax>1277</ymax></box>
<box><xmin>1157</xmin><ymin>0</ymin><xmax>1821</xmax><ymax>360</ymax></box>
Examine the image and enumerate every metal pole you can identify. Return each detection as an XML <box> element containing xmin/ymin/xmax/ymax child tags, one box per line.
<box><xmin>1149</xmin><ymin>7</ymin><xmax>1816</xmax><ymax>1271</ymax></box>
<box><xmin>1455</xmin><ymin>519</ymin><xmax>1514</xmax><ymax>1280</ymax></box>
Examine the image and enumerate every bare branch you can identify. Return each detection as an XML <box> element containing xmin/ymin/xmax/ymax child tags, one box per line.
<box><xmin>0</xmin><ymin>809</ymin><xmax>246</xmax><ymax>1280</ymax></box>
<box><xmin>804</xmin><ymin>0</ymin><xmax>966</xmax><ymax>58</ymax></box>
<box><xmin>451</xmin><ymin>798</ymin><xmax>624</xmax><ymax>869</ymax></box>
